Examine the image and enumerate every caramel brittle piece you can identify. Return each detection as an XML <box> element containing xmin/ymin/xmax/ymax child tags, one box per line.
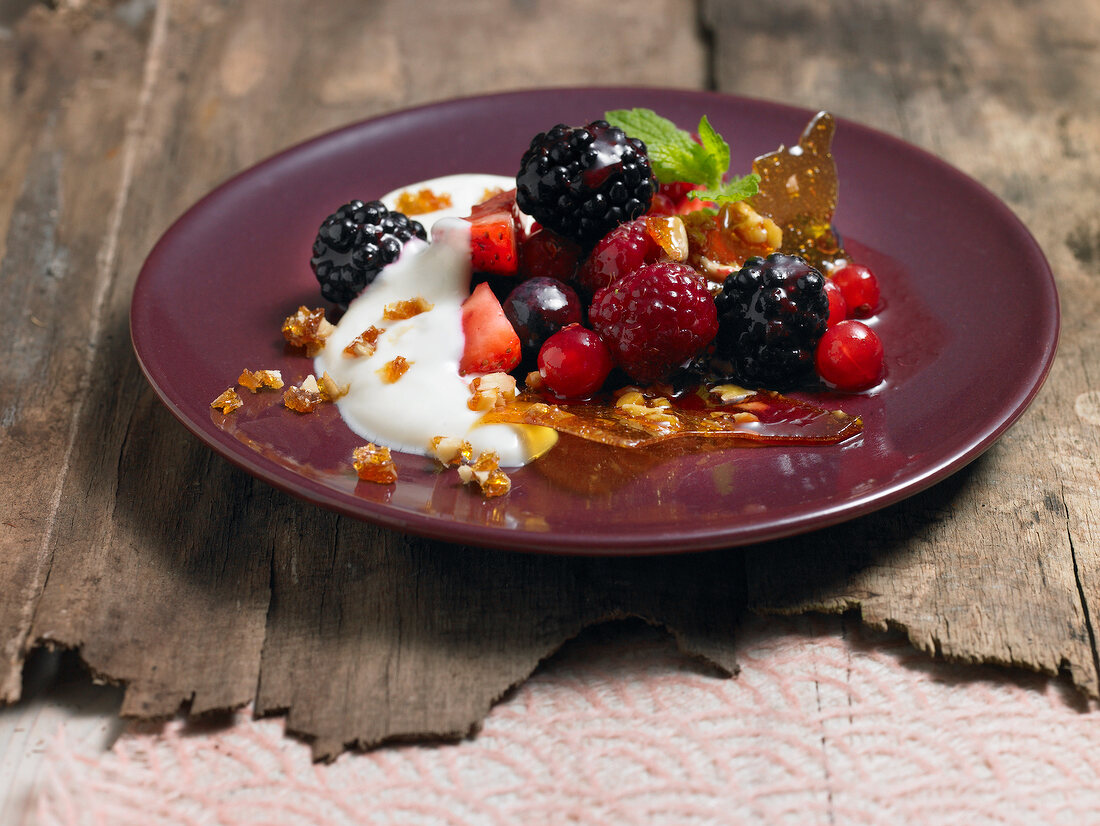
<box><xmin>211</xmin><ymin>387</ymin><xmax>243</xmax><ymax>414</ymax></box>
<box><xmin>237</xmin><ymin>368</ymin><xmax>284</xmax><ymax>393</ymax></box>
<box><xmin>458</xmin><ymin>451</ymin><xmax>511</xmax><ymax>498</ymax></box>
<box><xmin>429</xmin><ymin>435</ymin><xmax>473</xmax><ymax>466</ymax></box>
<box><xmin>353</xmin><ymin>443</ymin><xmax>398</xmax><ymax>484</ymax></box>
<box><xmin>383</xmin><ymin>296</ymin><xmax>433</xmax><ymax>321</ymax></box>
<box><xmin>467</xmin><ymin>372</ymin><xmax>517</xmax><ymax>412</ymax></box>
<box><xmin>343</xmin><ymin>326</ymin><xmax>384</xmax><ymax>358</ymax></box>
<box><xmin>377</xmin><ymin>356</ymin><xmax>411</xmax><ymax>383</ymax></box>
<box><xmin>283</xmin><ymin>374</ymin><xmax>324</xmax><ymax>413</ymax></box>
<box><xmin>282</xmin><ymin>306</ymin><xmax>335</xmax><ymax>355</ymax></box>
<box><xmin>318</xmin><ymin>371</ymin><xmax>349</xmax><ymax>401</ymax></box>
<box><xmin>394</xmin><ymin>188</ymin><xmax>453</xmax><ymax>215</ymax></box>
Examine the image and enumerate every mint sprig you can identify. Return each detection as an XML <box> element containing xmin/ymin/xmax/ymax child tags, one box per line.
<box><xmin>604</xmin><ymin>107</ymin><xmax>759</xmax><ymax>205</ymax></box>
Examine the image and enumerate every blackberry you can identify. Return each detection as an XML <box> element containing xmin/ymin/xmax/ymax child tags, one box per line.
<box><xmin>310</xmin><ymin>200</ymin><xmax>426</xmax><ymax>306</ymax></box>
<box><xmin>713</xmin><ymin>253</ymin><xmax>829</xmax><ymax>387</ymax></box>
<box><xmin>515</xmin><ymin>120</ymin><xmax>656</xmax><ymax>247</ymax></box>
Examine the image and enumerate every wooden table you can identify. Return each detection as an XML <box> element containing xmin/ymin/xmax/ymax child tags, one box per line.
<box><xmin>2</xmin><ymin>0</ymin><xmax>1098</xmax><ymax>771</ymax></box>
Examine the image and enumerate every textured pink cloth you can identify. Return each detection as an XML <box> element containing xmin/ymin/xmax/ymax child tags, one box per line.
<box><xmin>30</xmin><ymin>614</ymin><xmax>1100</xmax><ymax>825</ymax></box>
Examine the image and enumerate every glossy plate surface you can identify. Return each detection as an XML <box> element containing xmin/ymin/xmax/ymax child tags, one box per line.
<box><xmin>131</xmin><ymin>88</ymin><xmax>1058</xmax><ymax>554</ymax></box>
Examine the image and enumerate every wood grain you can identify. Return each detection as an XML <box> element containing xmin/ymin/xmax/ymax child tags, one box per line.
<box><xmin>1</xmin><ymin>0</ymin><xmax>1097</xmax><ymax>760</ymax></box>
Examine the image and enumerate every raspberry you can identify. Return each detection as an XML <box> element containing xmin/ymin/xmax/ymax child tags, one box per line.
<box><xmin>713</xmin><ymin>253</ymin><xmax>828</xmax><ymax>387</ymax></box>
<box><xmin>574</xmin><ymin>217</ymin><xmax>664</xmax><ymax>301</ymax></box>
<box><xmin>310</xmin><ymin>200</ymin><xmax>426</xmax><ymax>306</ymax></box>
<box><xmin>588</xmin><ymin>262</ymin><xmax>718</xmax><ymax>384</ymax></box>
<box><xmin>515</xmin><ymin>120</ymin><xmax>656</xmax><ymax>247</ymax></box>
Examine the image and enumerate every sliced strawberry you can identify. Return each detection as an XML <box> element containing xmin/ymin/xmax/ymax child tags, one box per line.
<box><xmin>469</xmin><ymin>212</ymin><xmax>519</xmax><ymax>275</ymax></box>
<box><xmin>469</xmin><ymin>187</ymin><xmax>518</xmax><ymax>219</ymax></box>
<box><xmin>459</xmin><ymin>281</ymin><xmax>521</xmax><ymax>375</ymax></box>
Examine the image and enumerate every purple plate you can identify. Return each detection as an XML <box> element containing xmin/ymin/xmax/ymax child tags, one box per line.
<box><xmin>130</xmin><ymin>88</ymin><xmax>1058</xmax><ymax>555</ymax></box>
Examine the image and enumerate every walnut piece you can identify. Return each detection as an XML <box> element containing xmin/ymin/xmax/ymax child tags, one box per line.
<box><xmin>467</xmin><ymin>372</ymin><xmax>517</xmax><ymax>412</ymax></box>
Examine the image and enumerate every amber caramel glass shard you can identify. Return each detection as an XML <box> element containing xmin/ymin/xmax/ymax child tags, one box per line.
<box><xmin>281</xmin><ymin>306</ymin><xmax>333</xmax><ymax>356</ymax></box>
<box><xmin>238</xmin><ymin>368</ymin><xmax>284</xmax><ymax>393</ymax></box>
<box><xmin>383</xmin><ymin>296</ymin><xmax>433</xmax><ymax>321</ymax></box>
<box><xmin>353</xmin><ymin>443</ymin><xmax>398</xmax><ymax>484</ymax></box>
<box><xmin>211</xmin><ymin>388</ymin><xmax>243</xmax><ymax>414</ymax></box>
<box><xmin>377</xmin><ymin>356</ymin><xmax>412</xmax><ymax>384</ymax></box>
<box><xmin>394</xmin><ymin>188</ymin><xmax>453</xmax><ymax>215</ymax></box>
<box><xmin>343</xmin><ymin>326</ymin><xmax>384</xmax><ymax>358</ymax></box>
<box><xmin>282</xmin><ymin>384</ymin><xmax>323</xmax><ymax>413</ymax></box>
<box><xmin>750</xmin><ymin>112</ymin><xmax>847</xmax><ymax>269</ymax></box>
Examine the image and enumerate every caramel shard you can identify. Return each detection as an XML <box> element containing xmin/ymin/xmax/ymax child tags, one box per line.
<box><xmin>644</xmin><ymin>215</ymin><xmax>689</xmax><ymax>261</ymax></box>
<box><xmin>211</xmin><ymin>387</ymin><xmax>243</xmax><ymax>414</ymax></box>
<box><xmin>458</xmin><ymin>451</ymin><xmax>511</xmax><ymax>498</ymax></box>
<box><xmin>383</xmin><ymin>296</ymin><xmax>433</xmax><ymax>321</ymax></box>
<box><xmin>377</xmin><ymin>356</ymin><xmax>412</xmax><ymax>383</ymax></box>
<box><xmin>750</xmin><ymin>111</ymin><xmax>846</xmax><ymax>268</ymax></box>
<box><xmin>282</xmin><ymin>306</ymin><xmax>335</xmax><ymax>355</ymax></box>
<box><xmin>238</xmin><ymin>368</ymin><xmax>284</xmax><ymax>393</ymax></box>
<box><xmin>429</xmin><ymin>435</ymin><xmax>473</xmax><ymax>467</ymax></box>
<box><xmin>318</xmin><ymin>371</ymin><xmax>349</xmax><ymax>401</ymax></box>
<box><xmin>353</xmin><ymin>443</ymin><xmax>398</xmax><ymax>484</ymax></box>
<box><xmin>283</xmin><ymin>374</ymin><xmax>324</xmax><ymax>413</ymax></box>
<box><xmin>394</xmin><ymin>188</ymin><xmax>453</xmax><ymax>215</ymax></box>
<box><xmin>467</xmin><ymin>372</ymin><xmax>517</xmax><ymax>412</ymax></box>
<box><xmin>343</xmin><ymin>326</ymin><xmax>384</xmax><ymax>358</ymax></box>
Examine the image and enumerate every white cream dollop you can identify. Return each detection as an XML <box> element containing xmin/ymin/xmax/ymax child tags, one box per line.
<box><xmin>314</xmin><ymin>174</ymin><xmax>541</xmax><ymax>467</ymax></box>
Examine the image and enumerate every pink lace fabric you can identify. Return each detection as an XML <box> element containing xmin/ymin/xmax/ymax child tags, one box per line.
<box><xmin>29</xmin><ymin>614</ymin><xmax>1100</xmax><ymax>825</ymax></box>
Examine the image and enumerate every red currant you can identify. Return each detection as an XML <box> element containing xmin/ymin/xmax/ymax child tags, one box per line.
<box><xmin>823</xmin><ymin>278</ymin><xmax>847</xmax><ymax>327</ymax></box>
<box><xmin>815</xmin><ymin>320</ymin><xmax>885</xmax><ymax>391</ymax></box>
<box><xmin>537</xmin><ymin>324</ymin><xmax>614</xmax><ymax>398</ymax></box>
<box><xmin>831</xmin><ymin>264</ymin><xmax>880</xmax><ymax>318</ymax></box>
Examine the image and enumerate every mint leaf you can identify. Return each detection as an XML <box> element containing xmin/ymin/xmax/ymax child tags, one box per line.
<box><xmin>604</xmin><ymin>107</ymin><xmax>755</xmax><ymax>205</ymax></box>
<box><xmin>690</xmin><ymin>173</ymin><xmax>761</xmax><ymax>204</ymax></box>
<box><xmin>605</xmin><ymin>108</ymin><xmax>698</xmax><ymax>183</ymax></box>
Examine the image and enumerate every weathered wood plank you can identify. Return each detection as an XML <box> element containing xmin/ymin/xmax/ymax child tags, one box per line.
<box><xmin>0</xmin><ymin>1</ymin><xmax>152</xmax><ymax>702</ymax></box>
<box><xmin>703</xmin><ymin>0</ymin><xmax>1100</xmax><ymax>693</ymax></box>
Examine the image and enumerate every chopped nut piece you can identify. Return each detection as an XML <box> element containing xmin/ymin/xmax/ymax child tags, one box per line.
<box><xmin>732</xmin><ymin>411</ymin><xmax>760</xmax><ymax>423</ymax></box>
<box><xmin>343</xmin><ymin>326</ymin><xmax>384</xmax><ymax>358</ymax></box>
<box><xmin>467</xmin><ymin>372</ymin><xmax>517</xmax><ymax>411</ymax></box>
<box><xmin>353</xmin><ymin>443</ymin><xmax>398</xmax><ymax>484</ymax></box>
<box><xmin>319</xmin><ymin>371</ymin><xmax>349</xmax><ymax>401</ymax></box>
<box><xmin>458</xmin><ymin>451</ymin><xmax>511</xmax><ymax>498</ymax></box>
<box><xmin>383</xmin><ymin>296</ymin><xmax>433</xmax><ymax>320</ymax></box>
<box><xmin>394</xmin><ymin>187</ymin><xmax>453</xmax><ymax>215</ymax></box>
<box><xmin>282</xmin><ymin>306</ymin><xmax>334</xmax><ymax>355</ymax></box>
<box><xmin>429</xmin><ymin>435</ymin><xmax>473</xmax><ymax>466</ymax></box>
<box><xmin>211</xmin><ymin>387</ymin><xmax>243</xmax><ymax>414</ymax></box>
<box><xmin>300</xmin><ymin>374</ymin><xmax>320</xmax><ymax>393</ymax></box>
<box><xmin>237</xmin><ymin>368</ymin><xmax>284</xmax><ymax>393</ymax></box>
<box><xmin>377</xmin><ymin>356</ymin><xmax>411</xmax><ymax>383</ymax></box>
<box><xmin>525</xmin><ymin>370</ymin><xmax>543</xmax><ymax>390</ymax></box>
<box><xmin>711</xmin><ymin>383</ymin><xmax>754</xmax><ymax>404</ymax></box>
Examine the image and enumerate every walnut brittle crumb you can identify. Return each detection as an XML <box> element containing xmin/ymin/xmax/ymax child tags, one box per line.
<box><xmin>211</xmin><ymin>387</ymin><xmax>243</xmax><ymax>413</ymax></box>
<box><xmin>343</xmin><ymin>326</ymin><xmax>384</xmax><ymax>358</ymax></box>
<box><xmin>283</xmin><ymin>374</ymin><xmax>324</xmax><ymax>413</ymax></box>
<box><xmin>237</xmin><ymin>368</ymin><xmax>284</xmax><ymax>393</ymax></box>
<box><xmin>383</xmin><ymin>296</ymin><xmax>433</xmax><ymax>321</ymax></box>
<box><xmin>353</xmin><ymin>443</ymin><xmax>398</xmax><ymax>484</ymax></box>
<box><xmin>394</xmin><ymin>188</ymin><xmax>452</xmax><ymax>215</ymax></box>
<box><xmin>281</xmin><ymin>306</ymin><xmax>334</xmax><ymax>356</ymax></box>
<box><xmin>377</xmin><ymin>356</ymin><xmax>411</xmax><ymax>384</ymax></box>
<box><xmin>457</xmin><ymin>450</ymin><xmax>511</xmax><ymax>498</ymax></box>
<box><xmin>467</xmin><ymin>372</ymin><xmax>516</xmax><ymax>412</ymax></box>
<box><xmin>429</xmin><ymin>435</ymin><xmax>473</xmax><ymax>466</ymax></box>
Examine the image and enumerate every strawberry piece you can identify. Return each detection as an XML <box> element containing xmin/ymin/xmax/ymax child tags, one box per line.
<box><xmin>460</xmin><ymin>282</ymin><xmax>522</xmax><ymax>375</ymax></box>
<box><xmin>469</xmin><ymin>187</ymin><xmax>518</xmax><ymax>219</ymax></box>
<box><xmin>469</xmin><ymin>212</ymin><xmax>519</xmax><ymax>275</ymax></box>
